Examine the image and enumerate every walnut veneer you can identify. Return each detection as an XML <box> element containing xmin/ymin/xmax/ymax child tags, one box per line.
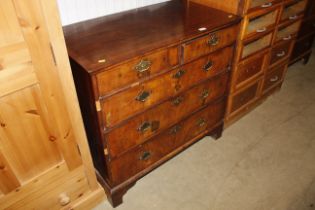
<box><xmin>64</xmin><ymin>0</ymin><xmax>241</xmax><ymax>207</ymax></box>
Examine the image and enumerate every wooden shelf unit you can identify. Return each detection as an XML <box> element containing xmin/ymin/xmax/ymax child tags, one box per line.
<box><xmin>190</xmin><ymin>0</ymin><xmax>307</xmax><ymax>125</ymax></box>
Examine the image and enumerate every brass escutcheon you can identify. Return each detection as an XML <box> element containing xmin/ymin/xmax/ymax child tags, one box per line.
<box><xmin>135</xmin><ymin>59</ymin><xmax>152</xmax><ymax>73</ymax></box>
<box><xmin>173</xmin><ymin>69</ymin><xmax>186</xmax><ymax>79</ymax></box>
<box><xmin>135</xmin><ymin>90</ymin><xmax>151</xmax><ymax>102</ymax></box>
<box><xmin>203</xmin><ymin>61</ymin><xmax>213</xmax><ymax>71</ymax></box>
<box><xmin>197</xmin><ymin>118</ymin><xmax>207</xmax><ymax>127</ymax></box>
<box><xmin>172</xmin><ymin>96</ymin><xmax>184</xmax><ymax>106</ymax></box>
<box><xmin>139</xmin><ymin>151</ymin><xmax>151</xmax><ymax>161</ymax></box>
<box><xmin>169</xmin><ymin>125</ymin><xmax>182</xmax><ymax>135</ymax></box>
<box><xmin>207</xmin><ymin>34</ymin><xmax>219</xmax><ymax>46</ymax></box>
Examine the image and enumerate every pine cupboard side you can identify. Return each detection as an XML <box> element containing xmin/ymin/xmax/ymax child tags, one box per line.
<box><xmin>0</xmin><ymin>0</ymin><xmax>105</xmax><ymax>209</ymax></box>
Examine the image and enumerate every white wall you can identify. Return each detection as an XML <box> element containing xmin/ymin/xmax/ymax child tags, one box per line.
<box><xmin>57</xmin><ymin>0</ymin><xmax>170</xmax><ymax>25</ymax></box>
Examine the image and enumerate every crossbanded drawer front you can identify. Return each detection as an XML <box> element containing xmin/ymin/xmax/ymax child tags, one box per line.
<box><xmin>100</xmin><ymin>68</ymin><xmax>178</xmax><ymax>128</ymax></box>
<box><xmin>234</xmin><ymin>51</ymin><xmax>268</xmax><ymax>89</ymax></box>
<box><xmin>177</xmin><ymin>46</ymin><xmax>233</xmax><ymax>90</ymax></box>
<box><xmin>263</xmin><ymin>64</ymin><xmax>286</xmax><ymax>92</ymax></box>
<box><xmin>96</xmin><ymin>46</ymin><xmax>179</xmax><ymax>96</ymax></box>
<box><xmin>270</xmin><ymin>40</ymin><xmax>292</xmax><ymax>65</ymax></box>
<box><xmin>109</xmin><ymin>99</ymin><xmax>226</xmax><ymax>185</ymax></box>
<box><xmin>182</xmin><ymin>25</ymin><xmax>238</xmax><ymax>63</ymax></box>
<box><xmin>105</xmin><ymin>72</ymin><xmax>229</xmax><ymax>158</ymax></box>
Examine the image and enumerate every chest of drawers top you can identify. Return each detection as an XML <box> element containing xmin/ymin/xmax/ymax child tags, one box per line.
<box><xmin>63</xmin><ymin>0</ymin><xmax>240</xmax><ymax>72</ymax></box>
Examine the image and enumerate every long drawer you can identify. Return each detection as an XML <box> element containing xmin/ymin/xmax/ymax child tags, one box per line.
<box><xmin>182</xmin><ymin>25</ymin><xmax>238</xmax><ymax>63</ymax></box>
<box><xmin>108</xmin><ymin>99</ymin><xmax>226</xmax><ymax>185</ymax></box>
<box><xmin>105</xmin><ymin>72</ymin><xmax>229</xmax><ymax>158</ymax></box>
<box><xmin>96</xmin><ymin>46</ymin><xmax>179</xmax><ymax>96</ymax></box>
<box><xmin>100</xmin><ymin>46</ymin><xmax>233</xmax><ymax>128</ymax></box>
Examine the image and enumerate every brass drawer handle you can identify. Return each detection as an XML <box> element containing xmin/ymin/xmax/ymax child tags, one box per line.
<box><xmin>289</xmin><ymin>15</ymin><xmax>298</xmax><ymax>20</ymax></box>
<box><xmin>200</xmin><ymin>89</ymin><xmax>210</xmax><ymax>100</ymax></box>
<box><xmin>276</xmin><ymin>51</ymin><xmax>286</xmax><ymax>57</ymax></box>
<box><xmin>197</xmin><ymin>118</ymin><xmax>207</xmax><ymax>127</ymax></box>
<box><xmin>135</xmin><ymin>59</ymin><xmax>152</xmax><ymax>73</ymax></box>
<box><xmin>139</xmin><ymin>151</ymin><xmax>151</xmax><ymax>161</ymax></box>
<box><xmin>270</xmin><ymin>76</ymin><xmax>279</xmax><ymax>82</ymax></box>
<box><xmin>203</xmin><ymin>61</ymin><xmax>213</xmax><ymax>71</ymax></box>
<box><xmin>138</xmin><ymin>121</ymin><xmax>151</xmax><ymax>133</ymax></box>
<box><xmin>282</xmin><ymin>35</ymin><xmax>292</xmax><ymax>41</ymax></box>
<box><xmin>172</xmin><ymin>96</ymin><xmax>184</xmax><ymax>106</ymax></box>
<box><xmin>138</xmin><ymin>121</ymin><xmax>160</xmax><ymax>133</ymax></box>
<box><xmin>207</xmin><ymin>34</ymin><xmax>219</xmax><ymax>46</ymax></box>
<box><xmin>256</xmin><ymin>27</ymin><xmax>267</xmax><ymax>33</ymax></box>
<box><xmin>173</xmin><ymin>69</ymin><xmax>186</xmax><ymax>79</ymax></box>
<box><xmin>136</xmin><ymin>90</ymin><xmax>151</xmax><ymax>102</ymax></box>
<box><xmin>169</xmin><ymin>125</ymin><xmax>182</xmax><ymax>135</ymax></box>
<box><xmin>261</xmin><ymin>2</ymin><xmax>272</xmax><ymax>8</ymax></box>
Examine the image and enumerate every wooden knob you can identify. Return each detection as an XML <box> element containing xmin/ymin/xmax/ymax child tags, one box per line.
<box><xmin>59</xmin><ymin>193</ymin><xmax>71</xmax><ymax>206</ymax></box>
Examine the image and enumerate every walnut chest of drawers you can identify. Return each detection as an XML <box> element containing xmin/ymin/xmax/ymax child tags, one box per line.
<box><xmin>63</xmin><ymin>0</ymin><xmax>240</xmax><ymax>207</ymax></box>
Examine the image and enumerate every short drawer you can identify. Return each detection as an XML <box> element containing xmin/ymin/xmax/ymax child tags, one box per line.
<box><xmin>109</xmin><ymin>99</ymin><xmax>226</xmax><ymax>185</ymax></box>
<box><xmin>100</xmin><ymin>68</ymin><xmax>178</xmax><ymax>128</ymax></box>
<box><xmin>247</xmin><ymin>0</ymin><xmax>281</xmax><ymax>13</ymax></box>
<box><xmin>275</xmin><ymin>20</ymin><xmax>301</xmax><ymax>43</ymax></box>
<box><xmin>177</xmin><ymin>46</ymin><xmax>233</xmax><ymax>90</ymax></box>
<box><xmin>244</xmin><ymin>8</ymin><xmax>279</xmax><ymax>39</ymax></box>
<box><xmin>281</xmin><ymin>0</ymin><xmax>307</xmax><ymax>23</ymax></box>
<box><xmin>182</xmin><ymin>25</ymin><xmax>238</xmax><ymax>63</ymax></box>
<box><xmin>96</xmin><ymin>46</ymin><xmax>179</xmax><ymax>96</ymax></box>
<box><xmin>105</xmin><ymin>73</ymin><xmax>229</xmax><ymax>158</ymax></box>
<box><xmin>263</xmin><ymin>64</ymin><xmax>286</xmax><ymax>92</ymax></box>
<box><xmin>241</xmin><ymin>32</ymin><xmax>273</xmax><ymax>59</ymax></box>
<box><xmin>234</xmin><ymin>51</ymin><xmax>268</xmax><ymax>89</ymax></box>
<box><xmin>270</xmin><ymin>40</ymin><xmax>292</xmax><ymax>65</ymax></box>
<box><xmin>230</xmin><ymin>80</ymin><xmax>260</xmax><ymax>114</ymax></box>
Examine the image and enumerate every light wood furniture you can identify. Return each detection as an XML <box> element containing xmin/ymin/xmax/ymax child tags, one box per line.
<box><xmin>191</xmin><ymin>0</ymin><xmax>308</xmax><ymax>124</ymax></box>
<box><xmin>64</xmin><ymin>0</ymin><xmax>241</xmax><ymax>207</ymax></box>
<box><xmin>0</xmin><ymin>0</ymin><xmax>105</xmax><ymax>209</ymax></box>
<box><xmin>290</xmin><ymin>0</ymin><xmax>315</xmax><ymax>64</ymax></box>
